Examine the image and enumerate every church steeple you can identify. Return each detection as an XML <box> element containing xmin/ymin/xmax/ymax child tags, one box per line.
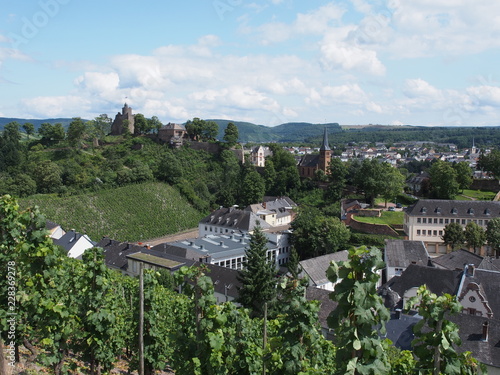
<box><xmin>320</xmin><ymin>126</ymin><xmax>331</xmax><ymax>151</ymax></box>
<box><xmin>319</xmin><ymin>127</ymin><xmax>331</xmax><ymax>172</ymax></box>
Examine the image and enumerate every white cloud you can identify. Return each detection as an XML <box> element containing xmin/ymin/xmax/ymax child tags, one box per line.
<box><xmin>21</xmin><ymin>96</ymin><xmax>89</xmax><ymax>118</ymax></box>
<box><xmin>320</xmin><ymin>39</ymin><xmax>385</xmax><ymax>76</ymax></box>
<box><xmin>403</xmin><ymin>79</ymin><xmax>443</xmax><ymax>100</ymax></box>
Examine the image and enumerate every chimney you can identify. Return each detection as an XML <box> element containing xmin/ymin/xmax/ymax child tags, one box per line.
<box><xmin>466</xmin><ymin>264</ymin><xmax>476</xmax><ymax>277</ymax></box>
<box><xmin>482</xmin><ymin>321</ymin><xmax>489</xmax><ymax>342</ymax></box>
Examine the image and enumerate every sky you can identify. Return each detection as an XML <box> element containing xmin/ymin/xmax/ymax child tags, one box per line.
<box><xmin>1</xmin><ymin>0</ymin><xmax>500</xmax><ymax>127</ymax></box>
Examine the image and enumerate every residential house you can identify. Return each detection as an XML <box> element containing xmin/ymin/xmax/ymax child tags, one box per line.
<box><xmin>97</xmin><ymin>237</ymin><xmax>241</xmax><ymax>303</ymax></box>
<box><xmin>250</xmin><ymin>145</ymin><xmax>272</xmax><ymax>167</ymax></box>
<box><xmin>404</xmin><ymin>199</ymin><xmax>500</xmax><ymax>255</ymax></box>
<box><xmin>245</xmin><ymin>196</ymin><xmax>297</xmax><ymax>227</ymax></box>
<box><xmin>381</xmin><ymin>264</ymin><xmax>500</xmax><ymax>373</ymax></box>
<box><xmin>53</xmin><ymin>230</ymin><xmax>96</xmax><ymax>260</ymax></box>
<box><xmin>383</xmin><ymin>239</ymin><xmax>431</xmax><ymax>284</ymax></box>
<box><xmin>299</xmin><ymin>251</ymin><xmax>349</xmax><ymax>291</ymax></box>
<box><xmin>46</xmin><ymin>220</ymin><xmax>65</xmax><ymax>240</ymax></box>
<box><xmin>157</xmin><ymin>122</ymin><xmax>187</xmax><ymax>147</ymax></box>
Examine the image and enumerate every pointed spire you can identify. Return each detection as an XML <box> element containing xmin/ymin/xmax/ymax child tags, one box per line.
<box><xmin>320</xmin><ymin>126</ymin><xmax>330</xmax><ymax>151</ymax></box>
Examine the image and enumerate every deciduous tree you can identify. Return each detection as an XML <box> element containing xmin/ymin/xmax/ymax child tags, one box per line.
<box><xmin>464</xmin><ymin>221</ymin><xmax>486</xmax><ymax>254</ymax></box>
<box><xmin>223</xmin><ymin>122</ymin><xmax>239</xmax><ymax>147</ymax></box>
<box><xmin>429</xmin><ymin>160</ymin><xmax>459</xmax><ymax>199</ymax></box>
<box><xmin>442</xmin><ymin>222</ymin><xmax>465</xmax><ymax>251</ymax></box>
<box><xmin>486</xmin><ymin>217</ymin><xmax>500</xmax><ymax>258</ymax></box>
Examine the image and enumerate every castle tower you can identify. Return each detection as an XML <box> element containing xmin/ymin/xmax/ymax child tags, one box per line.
<box><xmin>110</xmin><ymin>103</ymin><xmax>135</xmax><ymax>135</ymax></box>
<box><xmin>318</xmin><ymin>127</ymin><xmax>331</xmax><ymax>172</ymax></box>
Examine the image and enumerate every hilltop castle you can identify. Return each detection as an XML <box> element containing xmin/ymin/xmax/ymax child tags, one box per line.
<box><xmin>110</xmin><ymin>103</ymin><xmax>135</xmax><ymax>135</ymax></box>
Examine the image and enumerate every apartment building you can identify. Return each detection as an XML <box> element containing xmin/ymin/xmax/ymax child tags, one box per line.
<box><xmin>404</xmin><ymin>199</ymin><xmax>500</xmax><ymax>255</ymax></box>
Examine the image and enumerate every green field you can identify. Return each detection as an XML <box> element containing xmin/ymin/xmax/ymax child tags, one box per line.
<box><xmin>20</xmin><ymin>182</ymin><xmax>205</xmax><ymax>242</ymax></box>
<box><xmin>456</xmin><ymin>189</ymin><xmax>497</xmax><ymax>201</ymax></box>
<box><xmin>353</xmin><ymin>211</ymin><xmax>404</xmax><ymax>226</ymax></box>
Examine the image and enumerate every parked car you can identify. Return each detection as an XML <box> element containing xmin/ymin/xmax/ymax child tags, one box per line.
<box><xmin>396</xmin><ymin>203</ymin><xmax>402</xmax><ymax>208</ymax></box>
<box><xmin>388</xmin><ymin>206</ymin><xmax>395</xmax><ymax>211</ymax></box>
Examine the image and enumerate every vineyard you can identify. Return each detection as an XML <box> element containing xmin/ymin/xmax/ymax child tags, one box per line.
<box><xmin>20</xmin><ymin>182</ymin><xmax>205</xmax><ymax>242</ymax></box>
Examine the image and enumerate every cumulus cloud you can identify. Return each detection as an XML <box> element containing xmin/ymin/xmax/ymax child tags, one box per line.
<box><xmin>21</xmin><ymin>95</ymin><xmax>90</xmax><ymax>118</ymax></box>
<box><xmin>320</xmin><ymin>39</ymin><xmax>385</xmax><ymax>76</ymax></box>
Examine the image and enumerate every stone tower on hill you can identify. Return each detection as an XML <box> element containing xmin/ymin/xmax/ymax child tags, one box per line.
<box><xmin>111</xmin><ymin>103</ymin><xmax>135</xmax><ymax>135</ymax></box>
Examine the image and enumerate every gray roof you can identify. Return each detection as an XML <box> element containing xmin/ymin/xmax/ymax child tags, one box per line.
<box><xmin>385</xmin><ymin>239</ymin><xmax>429</xmax><ymax>268</ymax></box>
<box><xmin>299</xmin><ymin>251</ymin><xmax>349</xmax><ymax>287</ymax></box>
<box><xmin>433</xmin><ymin>249</ymin><xmax>485</xmax><ymax>270</ymax></box>
<box><xmin>448</xmin><ymin>314</ymin><xmax>500</xmax><ymax>368</ymax></box>
<box><xmin>405</xmin><ymin>199</ymin><xmax>500</xmax><ymax>218</ymax></box>
<box><xmin>201</xmin><ymin>207</ymin><xmax>271</xmax><ymax>232</ymax></box>
<box><xmin>382</xmin><ymin>264</ymin><xmax>462</xmax><ymax>308</ymax></box>
<box><xmin>298</xmin><ymin>154</ymin><xmax>320</xmax><ymax>168</ymax></box>
<box><xmin>98</xmin><ymin>238</ymin><xmax>149</xmax><ymax>271</ymax></box>
<box><xmin>161</xmin><ymin>233</ymin><xmax>276</xmax><ymax>262</ymax></box>
<box><xmin>320</xmin><ymin>127</ymin><xmax>331</xmax><ymax>151</ymax></box>
<box><xmin>53</xmin><ymin>230</ymin><xmax>96</xmax><ymax>253</ymax></box>
<box><xmin>305</xmin><ymin>286</ymin><xmax>338</xmax><ymax>330</ymax></box>
<box><xmin>459</xmin><ymin>268</ymin><xmax>500</xmax><ymax>319</ymax></box>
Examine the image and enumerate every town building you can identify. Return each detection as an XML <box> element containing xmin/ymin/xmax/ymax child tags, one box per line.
<box><xmin>157</xmin><ymin>122</ymin><xmax>187</xmax><ymax>147</ymax></box>
<box><xmin>298</xmin><ymin>127</ymin><xmax>331</xmax><ymax>178</ymax></box>
<box><xmin>404</xmin><ymin>199</ymin><xmax>500</xmax><ymax>255</ymax></box>
<box><xmin>250</xmin><ymin>145</ymin><xmax>272</xmax><ymax>167</ymax></box>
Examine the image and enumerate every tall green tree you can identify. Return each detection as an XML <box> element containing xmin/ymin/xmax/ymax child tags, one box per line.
<box><xmin>291</xmin><ymin>206</ymin><xmax>350</xmax><ymax>259</ymax></box>
<box><xmin>148</xmin><ymin>116</ymin><xmax>163</xmax><ymax>134</ymax></box>
<box><xmin>442</xmin><ymin>222</ymin><xmax>465</xmax><ymax>251</ymax></box>
<box><xmin>38</xmin><ymin>122</ymin><xmax>65</xmax><ymax>145</ymax></box>
<box><xmin>407</xmin><ymin>285</ymin><xmax>485</xmax><ymax>375</ymax></box>
<box><xmin>223</xmin><ymin>122</ymin><xmax>239</xmax><ymax>147</ymax></box>
<box><xmin>326</xmin><ymin>157</ymin><xmax>348</xmax><ymax>203</ymax></box>
<box><xmin>22</xmin><ymin>122</ymin><xmax>35</xmax><ymax>140</ymax></box>
<box><xmin>67</xmin><ymin>117</ymin><xmax>87</xmax><ymax>149</ymax></box>
<box><xmin>453</xmin><ymin>161</ymin><xmax>473</xmax><ymax>192</ymax></box>
<box><xmin>379</xmin><ymin>164</ymin><xmax>405</xmax><ymax>207</ymax></box>
<box><xmin>429</xmin><ymin>160</ymin><xmax>460</xmax><ymax>199</ymax></box>
<box><xmin>477</xmin><ymin>149</ymin><xmax>500</xmax><ymax>179</ymax></box>
<box><xmin>486</xmin><ymin>217</ymin><xmax>500</xmax><ymax>258</ymax></box>
<box><xmin>239</xmin><ymin>169</ymin><xmax>265</xmax><ymax>207</ymax></box>
<box><xmin>464</xmin><ymin>221</ymin><xmax>486</xmax><ymax>254</ymax></box>
<box><xmin>133</xmin><ymin>113</ymin><xmax>151</xmax><ymax>135</ymax></box>
<box><xmin>236</xmin><ymin>224</ymin><xmax>277</xmax><ymax>318</ymax></box>
<box><xmin>327</xmin><ymin>246</ymin><xmax>391</xmax><ymax>375</ymax></box>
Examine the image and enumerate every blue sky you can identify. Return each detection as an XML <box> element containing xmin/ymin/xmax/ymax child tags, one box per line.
<box><xmin>1</xmin><ymin>0</ymin><xmax>500</xmax><ymax>126</ymax></box>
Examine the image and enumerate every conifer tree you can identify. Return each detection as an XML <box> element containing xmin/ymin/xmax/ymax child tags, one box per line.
<box><xmin>236</xmin><ymin>224</ymin><xmax>277</xmax><ymax>318</ymax></box>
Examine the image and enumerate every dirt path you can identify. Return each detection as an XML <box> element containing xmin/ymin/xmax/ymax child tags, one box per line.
<box><xmin>138</xmin><ymin>228</ymin><xmax>199</xmax><ymax>247</ymax></box>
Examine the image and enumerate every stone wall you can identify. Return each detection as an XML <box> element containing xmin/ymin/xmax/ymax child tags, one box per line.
<box><xmin>470</xmin><ymin>179</ymin><xmax>500</xmax><ymax>191</ymax></box>
<box><xmin>349</xmin><ymin>217</ymin><xmax>399</xmax><ymax>237</ymax></box>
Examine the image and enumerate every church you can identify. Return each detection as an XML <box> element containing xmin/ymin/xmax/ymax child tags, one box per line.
<box><xmin>298</xmin><ymin>127</ymin><xmax>331</xmax><ymax>178</ymax></box>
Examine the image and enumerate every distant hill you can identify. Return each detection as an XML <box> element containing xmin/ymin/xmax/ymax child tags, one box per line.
<box><xmin>0</xmin><ymin>117</ymin><xmax>78</xmax><ymax>130</ymax></box>
<box><xmin>211</xmin><ymin>119</ymin><xmax>341</xmax><ymax>143</ymax></box>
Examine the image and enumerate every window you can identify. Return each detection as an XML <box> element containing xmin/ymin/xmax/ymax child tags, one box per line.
<box><xmin>462</xmin><ymin>219</ymin><xmax>466</xmax><ymax>225</ymax></box>
<box><xmin>417</xmin><ymin>218</ymin><xmax>421</xmax><ymax>223</ymax></box>
<box><xmin>439</xmin><ymin>218</ymin><xmax>443</xmax><ymax>224</ymax></box>
<box><xmin>479</xmin><ymin>220</ymin><xmax>483</xmax><ymax>225</ymax></box>
<box><xmin>434</xmin><ymin>218</ymin><xmax>438</xmax><ymax>224</ymax></box>
<box><xmin>450</xmin><ymin>219</ymin><xmax>454</xmax><ymax>223</ymax></box>
<box><xmin>423</xmin><ymin>218</ymin><xmax>427</xmax><ymax>224</ymax></box>
<box><xmin>417</xmin><ymin>230</ymin><xmax>421</xmax><ymax>235</ymax></box>
<box><xmin>433</xmin><ymin>230</ymin><xmax>437</xmax><ymax>236</ymax></box>
<box><xmin>439</xmin><ymin>230</ymin><xmax>443</xmax><ymax>236</ymax></box>
<box><xmin>445</xmin><ymin>219</ymin><xmax>449</xmax><ymax>224</ymax></box>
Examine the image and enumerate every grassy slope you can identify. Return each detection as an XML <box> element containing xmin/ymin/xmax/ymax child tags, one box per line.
<box><xmin>354</xmin><ymin>211</ymin><xmax>404</xmax><ymax>226</ymax></box>
<box><xmin>20</xmin><ymin>182</ymin><xmax>205</xmax><ymax>242</ymax></box>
